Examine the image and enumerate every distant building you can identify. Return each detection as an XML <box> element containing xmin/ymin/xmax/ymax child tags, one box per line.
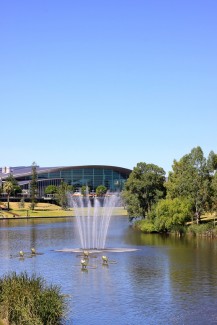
<box><xmin>0</xmin><ymin>165</ymin><xmax>132</xmax><ymax>197</ymax></box>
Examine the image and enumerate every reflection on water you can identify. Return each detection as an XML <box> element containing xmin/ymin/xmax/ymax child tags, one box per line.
<box><xmin>0</xmin><ymin>216</ymin><xmax>217</xmax><ymax>324</ymax></box>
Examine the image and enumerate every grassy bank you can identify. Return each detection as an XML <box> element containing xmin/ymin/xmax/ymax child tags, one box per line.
<box><xmin>0</xmin><ymin>202</ymin><xmax>73</xmax><ymax>218</ymax></box>
<box><xmin>0</xmin><ymin>202</ymin><xmax>128</xmax><ymax>218</ymax></box>
<box><xmin>134</xmin><ymin>212</ymin><xmax>217</xmax><ymax>237</ymax></box>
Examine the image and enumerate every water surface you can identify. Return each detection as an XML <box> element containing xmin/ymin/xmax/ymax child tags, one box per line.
<box><xmin>0</xmin><ymin>216</ymin><xmax>217</xmax><ymax>324</ymax></box>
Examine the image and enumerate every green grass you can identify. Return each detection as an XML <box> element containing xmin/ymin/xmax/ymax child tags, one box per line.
<box><xmin>0</xmin><ymin>272</ymin><xmax>66</xmax><ymax>325</ymax></box>
<box><xmin>0</xmin><ymin>202</ymin><xmax>128</xmax><ymax>218</ymax></box>
<box><xmin>0</xmin><ymin>202</ymin><xmax>73</xmax><ymax>218</ymax></box>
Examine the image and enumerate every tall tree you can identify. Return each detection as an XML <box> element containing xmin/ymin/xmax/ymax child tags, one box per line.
<box><xmin>3</xmin><ymin>181</ymin><xmax>14</xmax><ymax>210</ymax></box>
<box><xmin>165</xmin><ymin>147</ymin><xmax>211</xmax><ymax>224</ymax></box>
<box><xmin>122</xmin><ymin>162</ymin><xmax>166</xmax><ymax>218</ymax></box>
<box><xmin>211</xmin><ymin>172</ymin><xmax>217</xmax><ymax>225</ymax></box>
<box><xmin>56</xmin><ymin>181</ymin><xmax>70</xmax><ymax>210</ymax></box>
<box><xmin>207</xmin><ymin>150</ymin><xmax>217</xmax><ymax>174</ymax></box>
<box><xmin>30</xmin><ymin>162</ymin><xmax>38</xmax><ymax>210</ymax></box>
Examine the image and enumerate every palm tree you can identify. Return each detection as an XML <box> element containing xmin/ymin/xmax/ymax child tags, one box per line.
<box><xmin>3</xmin><ymin>181</ymin><xmax>14</xmax><ymax>210</ymax></box>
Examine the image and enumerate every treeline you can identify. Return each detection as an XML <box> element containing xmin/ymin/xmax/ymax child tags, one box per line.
<box><xmin>45</xmin><ymin>184</ymin><xmax>108</xmax><ymax>210</ymax></box>
<box><xmin>122</xmin><ymin>146</ymin><xmax>217</xmax><ymax>235</ymax></box>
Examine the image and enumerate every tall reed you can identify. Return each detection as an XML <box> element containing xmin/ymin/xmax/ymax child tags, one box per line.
<box><xmin>0</xmin><ymin>272</ymin><xmax>66</xmax><ymax>325</ymax></box>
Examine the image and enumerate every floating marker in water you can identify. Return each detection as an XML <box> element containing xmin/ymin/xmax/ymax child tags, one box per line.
<box><xmin>102</xmin><ymin>255</ymin><xmax>108</xmax><ymax>265</ymax></box>
<box><xmin>83</xmin><ymin>250</ymin><xmax>89</xmax><ymax>258</ymax></box>
<box><xmin>81</xmin><ymin>259</ymin><xmax>88</xmax><ymax>269</ymax></box>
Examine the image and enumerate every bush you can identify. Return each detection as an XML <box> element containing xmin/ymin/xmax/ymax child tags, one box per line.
<box><xmin>187</xmin><ymin>223</ymin><xmax>215</xmax><ymax>237</ymax></box>
<box><xmin>0</xmin><ymin>272</ymin><xmax>66</xmax><ymax>325</ymax></box>
<box><xmin>134</xmin><ymin>219</ymin><xmax>156</xmax><ymax>233</ymax></box>
<box><xmin>18</xmin><ymin>197</ymin><xmax>25</xmax><ymax>209</ymax></box>
<box><xmin>170</xmin><ymin>225</ymin><xmax>187</xmax><ymax>236</ymax></box>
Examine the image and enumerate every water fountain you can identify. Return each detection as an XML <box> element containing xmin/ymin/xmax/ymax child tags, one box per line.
<box><xmin>56</xmin><ymin>191</ymin><xmax>137</xmax><ymax>255</ymax></box>
<box><xmin>67</xmin><ymin>192</ymin><xmax>119</xmax><ymax>250</ymax></box>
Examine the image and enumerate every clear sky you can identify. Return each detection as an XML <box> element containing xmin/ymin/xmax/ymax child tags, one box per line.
<box><xmin>1</xmin><ymin>0</ymin><xmax>217</xmax><ymax>174</ymax></box>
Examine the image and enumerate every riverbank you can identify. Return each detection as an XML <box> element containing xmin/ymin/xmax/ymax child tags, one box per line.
<box><xmin>133</xmin><ymin>213</ymin><xmax>217</xmax><ymax>238</ymax></box>
<box><xmin>0</xmin><ymin>202</ymin><xmax>128</xmax><ymax>219</ymax></box>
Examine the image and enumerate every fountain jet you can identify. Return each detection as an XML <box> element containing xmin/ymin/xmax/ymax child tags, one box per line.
<box><xmin>68</xmin><ymin>192</ymin><xmax>119</xmax><ymax>250</ymax></box>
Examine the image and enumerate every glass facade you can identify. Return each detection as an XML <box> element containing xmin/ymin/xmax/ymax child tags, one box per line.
<box><xmin>5</xmin><ymin>165</ymin><xmax>131</xmax><ymax>197</ymax></box>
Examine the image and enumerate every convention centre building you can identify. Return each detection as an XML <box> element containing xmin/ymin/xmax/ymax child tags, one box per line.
<box><xmin>0</xmin><ymin>165</ymin><xmax>132</xmax><ymax>197</ymax></box>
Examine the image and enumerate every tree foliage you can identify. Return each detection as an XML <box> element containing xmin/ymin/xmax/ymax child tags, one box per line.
<box><xmin>96</xmin><ymin>185</ymin><xmax>107</xmax><ymax>197</ymax></box>
<box><xmin>67</xmin><ymin>185</ymin><xmax>74</xmax><ymax>192</ymax></box>
<box><xmin>5</xmin><ymin>174</ymin><xmax>22</xmax><ymax>196</ymax></box>
<box><xmin>55</xmin><ymin>182</ymin><xmax>73</xmax><ymax>210</ymax></box>
<box><xmin>207</xmin><ymin>150</ymin><xmax>217</xmax><ymax>173</ymax></box>
<box><xmin>165</xmin><ymin>147</ymin><xmax>211</xmax><ymax>224</ymax></box>
<box><xmin>122</xmin><ymin>162</ymin><xmax>166</xmax><ymax>218</ymax></box>
<box><xmin>130</xmin><ymin>147</ymin><xmax>217</xmax><ymax>233</ymax></box>
<box><xmin>30</xmin><ymin>162</ymin><xmax>38</xmax><ymax>210</ymax></box>
<box><xmin>3</xmin><ymin>174</ymin><xmax>22</xmax><ymax>210</ymax></box>
<box><xmin>154</xmin><ymin>197</ymin><xmax>192</xmax><ymax>232</ymax></box>
<box><xmin>3</xmin><ymin>181</ymin><xmax>14</xmax><ymax>210</ymax></box>
<box><xmin>44</xmin><ymin>185</ymin><xmax>58</xmax><ymax>195</ymax></box>
<box><xmin>81</xmin><ymin>186</ymin><xmax>90</xmax><ymax>196</ymax></box>
<box><xmin>211</xmin><ymin>172</ymin><xmax>217</xmax><ymax>221</ymax></box>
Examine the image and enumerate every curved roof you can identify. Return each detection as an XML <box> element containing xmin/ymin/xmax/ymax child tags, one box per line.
<box><xmin>0</xmin><ymin>165</ymin><xmax>132</xmax><ymax>179</ymax></box>
<box><xmin>46</xmin><ymin>165</ymin><xmax>132</xmax><ymax>174</ymax></box>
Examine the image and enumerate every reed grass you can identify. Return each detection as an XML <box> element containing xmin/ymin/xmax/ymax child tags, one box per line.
<box><xmin>0</xmin><ymin>272</ymin><xmax>66</xmax><ymax>325</ymax></box>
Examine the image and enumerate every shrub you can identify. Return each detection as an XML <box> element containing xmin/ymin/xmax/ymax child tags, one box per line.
<box><xmin>0</xmin><ymin>272</ymin><xmax>66</xmax><ymax>325</ymax></box>
<box><xmin>18</xmin><ymin>197</ymin><xmax>25</xmax><ymax>209</ymax></box>
<box><xmin>187</xmin><ymin>223</ymin><xmax>214</xmax><ymax>237</ymax></box>
<box><xmin>170</xmin><ymin>225</ymin><xmax>187</xmax><ymax>236</ymax></box>
<box><xmin>134</xmin><ymin>219</ymin><xmax>156</xmax><ymax>233</ymax></box>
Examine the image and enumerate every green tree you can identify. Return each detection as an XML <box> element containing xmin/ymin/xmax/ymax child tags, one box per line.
<box><xmin>96</xmin><ymin>185</ymin><xmax>107</xmax><ymax>197</ymax></box>
<box><xmin>29</xmin><ymin>162</ymin><xmax>38</xmax><ymax>210</ymax></box>
<box><xmin>18</xmin><ymin>197</ymin><xmax>25</xmax><ymax>209</ymax></box>
<box><xmin>44</xmin><ymin>185</ymin><xmax>58</xmax><ymax>195</ymax></box>
<box><xmin>154</xmin><ymin>197</ymin><xmax>192</xmax><ymax>233</ymax></box>
<box><xmin>207</xmin><ymin>150</ymin><xmax>217</xmax><ymax>173</ymax></box>
<box><xmin>165</xmin><ymin>147</ymin><xmax>211</xmax><ymax>224</ymax></box>
<box><xmin>56</xmin><ymin>181</ymin><xmax>71</xmax><ymax>210</ymax></box>
<box><xmin>3</xmin><ymin>181</ymin><xmax>14</xmax><ymax>210</ymax></box>
<box><xmin>211</xmin><ymin>172</ymin><xmax>217</xmax><ymax>225</ymax></box>
<box><xmin>5</xmin><ymin>174</ymin><xmax>22</xmax><ymax>196</ymax></box>
<box><xmin>67</xmin><ymin>185</ymin><xmax>74</xmax><ymax>193</ymax></box>
<box><xmin>122</xmin><ymin>162</ymin><xmax>166</xmax><ymax>218</ymax></box>
<box><xmin>81</xmin><ymin>186</ymin><xmax>90</xmax><ymax>196</ymax></box>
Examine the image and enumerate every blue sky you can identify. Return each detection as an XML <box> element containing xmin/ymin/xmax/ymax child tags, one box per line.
<box><xmin>1</xmin><ymin>0</ymin><xmax>217</xmax><ymax>174</ymax></box>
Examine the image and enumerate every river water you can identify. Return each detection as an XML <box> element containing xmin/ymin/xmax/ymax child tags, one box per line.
<box><xmin>0</xmin><ymin>216</ymin><xmax>217</xmax><ymax>325</ymax></box>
